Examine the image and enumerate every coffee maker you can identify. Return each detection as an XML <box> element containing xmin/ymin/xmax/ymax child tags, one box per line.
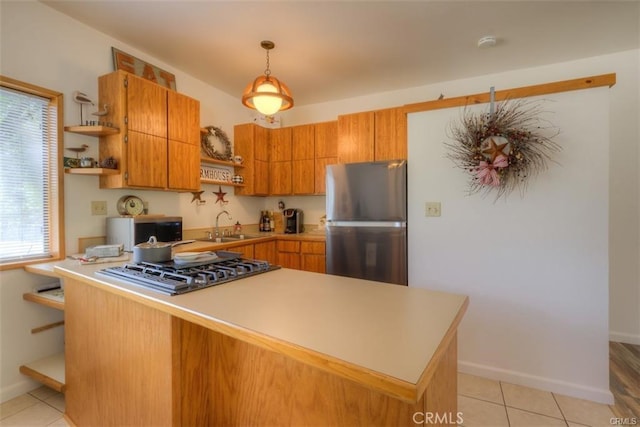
<box><xmin>283</xmin><ymin>208</ymin><xmax>303</xmax><ymax>234</ymax></box>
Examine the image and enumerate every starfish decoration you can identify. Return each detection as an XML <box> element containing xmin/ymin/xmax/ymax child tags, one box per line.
<box><xmin>482</xmin><ymin>137</ymin><xmax>510</xmax><ymax>162</ymax></box>
<box><xmin>213</xmin><ymin>186</ymin><xmax>228</xmax><ymax>205</ymax></box>
<box><xmin>190</xmin><ymin>191</ymin><xmax>205</xmax><ymax>204</ymax></box>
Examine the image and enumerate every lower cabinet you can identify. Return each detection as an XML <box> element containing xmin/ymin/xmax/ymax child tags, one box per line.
<box><xmin>276</xmin><ymin>239</ymin><xmax>325</xmax><ymax>273</ymax></box>
<box><xmin>217</xmin><ymin>238</ymin><xmax>325</xmax><ymax>273</ymax></box>
<box><xmin>277</xmin><ymin>240</ymin><xmax>301</xmax><ymax>270</ymax></box>
<box><xmin>228</xmin><ymin>243</ymin><xmax>254</xmax><ymax>259</ymax></box>
<box><xmin>301</xmin><ymin>241</ymin><xmax>326</xmax><ymax>274</ymax></box>
<box><xmin>254</xmin><ymin>241</ymin><xmax>277</xmax><ymax>264</ymax></box>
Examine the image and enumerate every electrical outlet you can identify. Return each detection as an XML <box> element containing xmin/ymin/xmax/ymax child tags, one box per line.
<box><xmin>91</xmin><ymin>201</ymin><xmax>107</xmax><ymax>216</ymax></box>
<box><xmin>425</xmin><ymin>202</ymin><xmax>441</xmax><ymax>217</ymax></box>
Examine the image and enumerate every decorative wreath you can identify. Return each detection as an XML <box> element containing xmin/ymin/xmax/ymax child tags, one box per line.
<box><xmin>201</xmin><ymin>126</ymin><xmax>232</xmax><ymax>161</ymax></box>
<box><xmin>446</xmin><ymin>99</ymin><xmax>561</xmax><ymax>200</ymax></box>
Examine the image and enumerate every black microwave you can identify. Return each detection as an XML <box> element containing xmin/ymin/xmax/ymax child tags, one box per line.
<box><xmin>106</xmin><ymin>216</ymin><xmax>182</xmax><ymax>251</ymax></box>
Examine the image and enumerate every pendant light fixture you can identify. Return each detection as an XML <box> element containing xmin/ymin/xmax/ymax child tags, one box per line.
<box><xmin>242</xmin><ymin>40</ymin><xmax>293</xmax><ymax>116</ymax></box>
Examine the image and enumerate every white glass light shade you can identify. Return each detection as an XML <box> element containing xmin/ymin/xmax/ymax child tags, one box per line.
<box><xmin>253</xmin><ymin>82</ymin><xmax>283</xmax><ymax>116</ymax></box>
<box><xmin>242</xmin><ymin>75</ymin><xmax>293</xmax><ymax>116</ymax></box>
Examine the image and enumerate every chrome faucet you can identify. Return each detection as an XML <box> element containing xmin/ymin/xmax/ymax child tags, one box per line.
<box><xmin>215</xmin><ymin>210</ymin><xmax>232</xmax><ymax>238</ymax></box>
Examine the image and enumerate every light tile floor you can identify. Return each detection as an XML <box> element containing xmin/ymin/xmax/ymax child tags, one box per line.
<box><xmin>0</xmin><ymin>386</ymin><xmax>67</xmax><ymax>426</ymax></box>
<box><xmin>0</xmin><ymin>375</ymin><xmax>620</xmax><ymax>426</ymax></box>
<box><xmin>458</xmin><ymin>373</ymin><xmax>618</xmax><ymax>427</ymax></box>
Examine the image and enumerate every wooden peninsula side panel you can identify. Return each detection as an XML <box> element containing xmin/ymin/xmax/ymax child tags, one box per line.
<box><xmin>64</xmin><ymin>279</ymin><xmax>179</xmax><ymax>426</ymax></box>
<box><xmin>64</xmin><ymin>276</ymin><xmax>461</xmax><ymax>427</ymax></box>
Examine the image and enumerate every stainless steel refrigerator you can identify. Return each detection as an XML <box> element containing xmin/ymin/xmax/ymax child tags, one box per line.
<box><xmin>325</xmin><ymin>160</ymin><xmax>407</xmax><ymax>285</ymax></box>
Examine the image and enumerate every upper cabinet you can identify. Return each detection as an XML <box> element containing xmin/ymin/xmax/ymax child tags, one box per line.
<box><xmin>234</xmin><ymin>123</ymin><xmax>269</xmax><ymax>196</ymax></box>
<box><xmin>337</xmin><ymin>108</ymin><xmax>406</xmax><ymax>163</ymax></box>
<box><xmin>313</xmin><ymin>121</ymin><xmax>338</xmax><ymax>194</ymax></box>
<box><xmin>233</xmin><ymin>107</ymin><xmax>402</xmax><ymax>197</ymax></box>
<box><xmin>292</xmin><ymin>124</ymin><xmax>315</xmax><ymax>195</ymax></box>
<box><xmin>97</xmin><ymin>70</ymin><xmax>200</xmax><ymax>191</ymax></box>
<box><xmin>337</xmin><ymin>111</ymin><xmax>375</xmax><ymax>164</ymax></box>
<box><xmin>269</xmin><ymin>127</ymin><xmax>293</xmax><ymax>195</ymax></box>
<box><xmin>374</xmin><ymin>107</ymin><xmax>407</xmax><ymax>160</ymax></box>
<box><xmin>167</xmin><ymin>91</ymin><xmax>200</xmax><ymax>191</ymax></box>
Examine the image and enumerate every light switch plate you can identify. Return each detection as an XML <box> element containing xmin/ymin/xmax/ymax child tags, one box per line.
<box><xmin>425</xmin><ymin>202</ymin><xmax>441</xmax><ymax>217</ymax></box>
<box><xmin>91</xmin><ymin>201</ymin><xmax>107</xmax><ymax>216</ymax></box>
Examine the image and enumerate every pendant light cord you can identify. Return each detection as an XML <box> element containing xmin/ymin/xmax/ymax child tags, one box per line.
<box><xmin>264</xmin><ymin>48</ymin><xmax>271</xmax><ymax>78</ymax></box>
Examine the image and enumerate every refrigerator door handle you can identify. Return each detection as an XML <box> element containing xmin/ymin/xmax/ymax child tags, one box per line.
<box><xmin>327</xmin><ymin>221</ymin><xmax>406</xmax><ymax>228</ymax></box>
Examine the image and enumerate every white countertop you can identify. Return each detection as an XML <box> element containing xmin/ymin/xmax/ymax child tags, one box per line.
<box><xmin>53</xmin><ymin>259</ymin><xmax>467</xmax><ymax>400</ymax></box>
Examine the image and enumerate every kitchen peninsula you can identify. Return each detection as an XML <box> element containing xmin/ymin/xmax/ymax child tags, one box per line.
<box><xmin>55</xmin><ymin>259</ymin><xmax>467</xmax><ymax>426</ymax></box>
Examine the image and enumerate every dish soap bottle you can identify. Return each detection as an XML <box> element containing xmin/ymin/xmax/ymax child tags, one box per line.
<box><xmin>234</xmin><ymin>221</ymin><xmax>242</xmax><ymax>235</ymax></box>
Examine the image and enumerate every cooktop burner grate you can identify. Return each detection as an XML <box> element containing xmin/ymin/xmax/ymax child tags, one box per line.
<box><xmin>96</xmin><ymin>254</ymin><xmax>280</xmax><ymax>295</ymax></box>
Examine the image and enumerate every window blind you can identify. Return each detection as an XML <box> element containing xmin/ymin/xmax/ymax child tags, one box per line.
<box><xmin>0</xmin><ymin>86</ymin><xmax>58</xmax><ymax>262</ymax></box>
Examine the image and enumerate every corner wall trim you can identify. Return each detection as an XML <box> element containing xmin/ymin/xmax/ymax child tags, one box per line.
<box><xmin>609</xmin><ymin>331</ymin><xmax>640</xmax><ymax>345</ymax></box>
<box><xmin>403</xmin><ymin>73</ymin><xmax>616</xmax><ymax>114</ymax></box>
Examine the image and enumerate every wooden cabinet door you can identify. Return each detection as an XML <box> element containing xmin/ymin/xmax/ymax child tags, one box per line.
<box><xmin>337</xmin><ymin>112</ymin><xmax>374</xmax><ymax>163</ymax></box>
<box><xmin>254</xmin><ymin>125</ymin><xmax>270</xmax><ymax>162</ymax></box>
<box><xmin>292</xmin><ymin>125</ymin><xmax>315</xmax><ymax>194</ymax></box>
<box><xmin>168</xmin><ymin>139</ymin><xmax>199</xmax><ymax>191</ymax></box>
<box><xmin>314</xmin><ymin>121</ymin><xmax>338</xmax><ymax>158</ymax></box>
<box><xmin>276</xmin><ymin>240</ymin><xmax>301</xmax><ymax>269</ymax></box>
<box><xmin>313</xmin><ymin>121</ymin><xmax>338</xmax><ymax>194</ymax></box>
<box><xmin>126</xmin><ymin>131</ymin><xmax>167</xmax><ymax>188</ymax></box>
<box><xmin>269</xmin><ymin>161</ymin><xmax>292</xmax><ymax>195</ymax></box>
<box><xmin>300</xmin><ymin>241</ymin><xmax>326</xmax><ymax>273</ymax></box>
<box><xmin>301</xmin><ymin>254</ymin><xmax>325</xmax><ymax>273</ymax></box>
<box><xmin>314</xmin><ymin>157</ymin><xmax>337</xmax><ymax>194</ymax></box>
<box><xmin>278</xmin><ymin>253</ymin><xmax>301</xmax><ymax>270</ymax></box>
<box><xmin>167</xmin><ymin>91</ymin><xmax>200</xmax><ymax>144</ymax></box>
<box><xmin>269</xmin><ymin>127</ymin><xmax>292</xmax><ymax>195</ymax></box>
<box><xmin>233</xmin><ymin>124</ymin><xmax>255</xmax><ymax>195</ymax></box>
<box><xmin>234</xmin><ymin>124</ymin><xmax>269</xmax><ymax>196</ymax></box>
<box><xmin>126</xmin><ymin>73</ymin><xmax>167</xmax><ymax>138</ymax></box>
<box><xmin>167</xmin><ymin>91</ymin><xmax>200</xmax><ymax>191</ymax></box>
<box><xmin>230</xmin><ymin>244</ymin><xmax>254</xmax><ymax>259</ymax></box>
<box><xmin>254</xmin><ymin>241</ymin><xmax>277</xmax><ymax>264</ymax></box>
<box><xmin>293</xmin><ymin>159</ymin><xmax>315</xmax><ymax>194</ymax></box>
<box><xmin>292</xmin><ymin>125</ymin><xmax>315</xmax><ymax>160</ymax></box>
<box><xmin>374</xmin><ymin>107</ymin><xmax>407</xmax><ymax>160</ymax></box>
<box><xmin>270</xmin><ymin>127</ymin><xmax>292</xmax><ymax>162</ymax></box>
<box><xmin>254</xmin><ymin>160</ymin><xmax>269</xmax><ymax>195</ymax></box>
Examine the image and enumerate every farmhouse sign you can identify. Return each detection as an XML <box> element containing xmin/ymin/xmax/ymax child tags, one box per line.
<box><xmin>200</xmin><ymin>165</ymin><xmax>231</xmax><ymax>183</ymax></box>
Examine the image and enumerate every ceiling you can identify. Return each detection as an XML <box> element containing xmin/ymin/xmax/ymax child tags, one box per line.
<box><xmin>41</xmin><ymin>1</ymin><xmax>639</xmax><ymax>107</ymax></box>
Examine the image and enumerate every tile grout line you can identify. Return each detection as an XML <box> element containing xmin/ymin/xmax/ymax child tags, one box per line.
<box><xmin>503</xmin><ymin>403</ymin><xmax>570</xmax><ymax>423</ymax></box>
<box><xmin>458</xmin><ymin>392</ymin><xmax>506</xmax><ymax>406</ymax></box>
<box><xmin>499</xmin><ymin>381</ymin><xmax>511</xmax><ymax>427</ymax></box>
<box><xmin>27</xmin><ymin>390</ymin><xmax>64</xmax><ymax>416</ymax></box>
<box><xmin>551</xmin><ymin>392</ymin><xmax>572</xmax><ymax>427</ymax></box>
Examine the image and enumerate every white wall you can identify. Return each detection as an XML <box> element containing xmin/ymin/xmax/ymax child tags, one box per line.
<box><xmin>409</xmin><ymin>88</ymin><xmax>611</xmax><ymax>402</ymax></box>
<box><xmin>1</xmin><ymin>0</ymin><xmax>638</xmax><ymax>405</ymax></box>
<box><xmin>283</xmin><ymin>51</ymin><xmax>639</xmax><ymax>403</ymax></box>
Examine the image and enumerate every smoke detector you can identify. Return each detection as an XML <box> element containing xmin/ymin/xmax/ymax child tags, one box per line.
<box><xmin>477</xmin><ymin>36</ymin><xmax>497</xmax><ymax>48</ymax></box>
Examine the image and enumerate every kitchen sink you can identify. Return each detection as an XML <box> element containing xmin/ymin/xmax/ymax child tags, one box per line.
<box><xmin>194</xmin><ymin>234</ymin><xmax>262</xmax><ymax>243</ymax></box>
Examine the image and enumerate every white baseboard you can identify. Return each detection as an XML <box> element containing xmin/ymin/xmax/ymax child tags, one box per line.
<box><xmin>0</xmin><ymin>379</ymin><xmax>40</xmax><ymax>404</ymax></box>
<box><xmin>609</xmin><ymin>331</ymin><xmax>640</xmax><ymax>345</ymax></box>
<box><xmin>459</xmin><ymin>361</ymin><xmax>614</xmax><ymax>405</ymax></box>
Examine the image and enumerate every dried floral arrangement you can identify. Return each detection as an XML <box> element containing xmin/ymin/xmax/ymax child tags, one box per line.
<box><xmin>201</xmin><ymin>126</ymin><xmax>232</xmax><ymax>161</ymax></box>
<box><xmin>445</xmin><ymin>99</ymin><xmax>561</xmax><ymax>200</ymax></box>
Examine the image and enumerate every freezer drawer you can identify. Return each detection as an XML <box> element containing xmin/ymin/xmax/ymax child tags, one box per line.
<box><xmin>326</xmin><ymin>225</ymin><xmax>407</xmax><ymax>285</ymax></box>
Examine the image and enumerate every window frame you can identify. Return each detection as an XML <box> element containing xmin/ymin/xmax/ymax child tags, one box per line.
<box><xmin>0</xmin><ymin>75</ymin><xmax>65</xmax><ymax>270</ymax></box>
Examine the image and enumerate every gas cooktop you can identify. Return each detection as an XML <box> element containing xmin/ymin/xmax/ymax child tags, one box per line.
<box><xmin>96</xmin><ymin>251</ymin><xmax>280</xmax><ymax>296</ymax></box>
